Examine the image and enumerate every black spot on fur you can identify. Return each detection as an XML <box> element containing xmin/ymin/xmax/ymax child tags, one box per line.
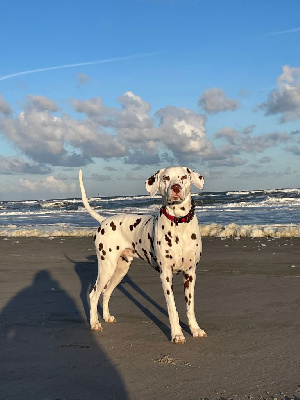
<box><xmin>101</xmin><ymin>228</ymin><xmax>105</xmax><ymax>235</ymax></box>
<box><xmin>97</xmin><ymin>226</ymin><xmax>101</xmax><ymax>232</ymax></box>
<box><xmin>147</xmin><ymin>175</ymin><xmax>156</xmax><ymax>186</ymax></box>
<box><xmin>99</xmin><ymin>243</ymin><xmax>103</xmax><ymax>251</ymax></box>
<box><xmin>165</xmin><ymin>234</ymin><xmax>172</xmax><ymax>247</ymax></box>
<box><xmin>110</xmin><ymin>221</ymin><xmax>117</xmax><ymax>231</ymax></box>
<box><xmin>175</xmin><ymin>236</ymin><xmax>179</xmax><ymax>244</ymax></box>
<box><xmin>184</xmin><ymin>274</ymin><xmax>190</xmax><ymax>290</ymax></box>
<box><xmin>191</xmin><ymin>233</ymin><xmax>197</xmax><ymax>240</ymax></box>
<box><xmin>133</xmin><ymin>218</ymin><xmax>142</xmax><ymax>228</ymax></box>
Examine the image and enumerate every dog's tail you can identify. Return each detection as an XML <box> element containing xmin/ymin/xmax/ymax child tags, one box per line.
<box><xmin>79</xmin><ymin>170</ymin><xmax>105</xmax><ymax>224</ymax></box>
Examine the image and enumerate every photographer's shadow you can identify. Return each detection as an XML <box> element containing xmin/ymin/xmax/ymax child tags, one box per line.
<box><xmin>0</xmin><ymin>269</ymin><xmax>128</xmax><ymax>400</ymax></box>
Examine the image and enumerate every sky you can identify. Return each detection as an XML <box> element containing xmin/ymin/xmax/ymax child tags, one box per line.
<box><xmin>0</xmin><ymin>0</ymin><xmax>300</xmax><ymax>200</ymax></box>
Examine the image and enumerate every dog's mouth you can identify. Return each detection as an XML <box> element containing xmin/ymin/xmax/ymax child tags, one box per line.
<box><xmin>168</xmin><ymin>191</ymin><xmax>184</xmax><ymax>203</ymax></box>
<box><xmin>169</xmin><ymin>195</ymin><xmax>183</xmax><ymax>202</ymax></box>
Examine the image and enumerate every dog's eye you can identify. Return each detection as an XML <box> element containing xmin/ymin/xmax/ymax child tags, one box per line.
<box><xmin>181</xmin><ymin>175</ymin><xmax>187</xmax><ymax>180</ymax></box>
<box><xmin>162</xmin><ymin>176</ymin><xmax>170</xmax><ymax>182</ymax></box>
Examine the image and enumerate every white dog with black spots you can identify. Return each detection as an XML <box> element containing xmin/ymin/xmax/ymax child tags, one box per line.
<box><xmin>79</xmin><ymin>166</ymin><xmax>207</xmax><ymax>343</ymax></box>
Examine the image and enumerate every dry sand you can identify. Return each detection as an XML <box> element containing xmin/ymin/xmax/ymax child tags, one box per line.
<box><xmin>0</xmin><ymin>236</ymin><xmax>299</xmax><ymax>400</ymax></box>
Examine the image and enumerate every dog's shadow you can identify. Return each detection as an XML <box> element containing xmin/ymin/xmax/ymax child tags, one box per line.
<box><xmin>70</xmin><ymin>254</ymin><xmax>190</xmax><ymax>340</ymax></box>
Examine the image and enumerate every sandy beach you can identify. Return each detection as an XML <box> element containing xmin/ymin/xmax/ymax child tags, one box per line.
<box><xmin>0</xmin><ymin>236</ymin><xmax>299</xmax><ymax>400</ymax></box>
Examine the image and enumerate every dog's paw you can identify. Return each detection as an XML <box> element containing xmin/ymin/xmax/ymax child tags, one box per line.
<box><xmin>104</xmin><ymin>315</ymin><xmax>116</xmax><ymax>323</ymax></box>
<box><xmin>192</xmin><ymin>329</ymin><xmax>207</xmax><ymax>338</ymax></box>
<box><xmin>90</xmin><ymin>321</ymin><xmax>103</xmax><ymax>331</ymax></box>
<box><xmin>171</xmin><ymin>335</ymin><xmax>186</xmax><ymax>344</ymax></box>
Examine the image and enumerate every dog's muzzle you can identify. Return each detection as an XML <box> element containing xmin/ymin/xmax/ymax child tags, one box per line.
<box><xmin>168</xmin><ymin>183</ymin><xmax>184</xmax><ymax>202</ymax></box>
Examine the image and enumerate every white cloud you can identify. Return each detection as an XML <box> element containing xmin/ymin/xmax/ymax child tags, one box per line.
<box><xmin>0</xmin><ymin>156</ymin><xmax>52</xmax><ymax>175</ymax></box>
<box><xmin>258</xmin><ymin>65</ymin><xmax>300</xmax><ymax>122</ymax></box>
<box><xmin>0</xmin><ymin>94</ymin><xmax>12</xmax><ymax>115</ymax></box>
<box><xmin>77</xmin><ymin>73</ymin><xmax>90</xmax><ymax>86</ymax></box>
<box><xmin>215</xmin><ymin>126</ymin><xmax>290</xmax><ymax>153</ymax></box>
<box><xmin>0</xmin><ymin>176</ymin><xmax>77</xmax><ymax>198</ymax></box>
<box><xmin>0</xmin><ymin>95</ymin><xmax>126</xmax><ymax>167</ymax></box>
<box><xmin>155</xmin><ymin>106</ymin><xmax>215</xmax><ymax>162</ymax></box>
<box><xmin>0</xmin><ymin>90</ymin><xmax>297</xmax><ymax>177</ymax></box>
<box><xmin>207</xmin><ymin>157</ymin><xmax>248</xmax><ymax>168</ymax></box>
<box><xmin>126</xmin><ymin>172</ymin><xmax>146</xmax><ymax>181</ymax></box>
<box><xmin>258</xmin><ymin>156</ymin><xmax>272</xmax><ymax>164</ymax></box>
<box><xmin>90</xmin><ymin>173</ymin><xmax>110</xmax><ymax>181</ymax></box>
<box><xmin>286</xmin><ymin>145</ymin><xmax>300</xmax><ymax>156</ymax></box>
<box><xmin>26</xmin><ymin>95</ymin><xmax>59</xmax><ymax>112</ymax></box>
<box><xmin>198</xmin><ymin>88</ymin><xmax>239</xmax><ymax>114</ymax></box>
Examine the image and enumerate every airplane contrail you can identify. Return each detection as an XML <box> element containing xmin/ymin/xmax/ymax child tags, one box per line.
<box><xmin>0</xmin><ymin>52</ymin><xmax>162</xmax><ymax>81</ymax></box>
<box><xmin>269</xmin><ymin>27</ymin><xmax>300</xmax><ymax>35</ymax></box>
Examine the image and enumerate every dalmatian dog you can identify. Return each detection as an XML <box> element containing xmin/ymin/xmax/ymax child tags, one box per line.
<box><xmin>79</xmin><ymin>166</ymin><xmax>207</xmax><ymax>343</ymax></box>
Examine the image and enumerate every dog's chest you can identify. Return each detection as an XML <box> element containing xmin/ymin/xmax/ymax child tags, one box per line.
<box><xmin>154</xmin><ymin>217</ymin><xmax>201</xmax><ymax>272</ymax></box>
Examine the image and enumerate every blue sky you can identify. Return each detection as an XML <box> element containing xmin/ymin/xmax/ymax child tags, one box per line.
<box><xmin>0</xmin><ymin>0</ymin><xmax>300</xmax><ymax>200</ymax></box>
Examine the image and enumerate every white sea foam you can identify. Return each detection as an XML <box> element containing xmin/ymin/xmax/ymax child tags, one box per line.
<box><xmin>89</xmin><ymin>195</ymin><xmax>159</xmax><ymax>202</ymax></box>
<box><xmin>200</xmin><ymin>223</ymin><xmax>300</xmax><ymax>238</ymax></box>
<box><xmin>262</xmin><ymin>197</ymin><xmax>300</xmax><ymax>206</ymax></box>
<box><xmin>1</xmin><ymin>223</ymin><xmax>299</xmax><ymax>238</ymax></box>
<box><xmin>226</xmin><ymin>191</ymin><xmax>251</xmax><ymax>195</ymax></box>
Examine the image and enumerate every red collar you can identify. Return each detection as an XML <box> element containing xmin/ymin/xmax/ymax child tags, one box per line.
<box><xmin>160</xmin><ymin>200</ymin><xmax>195</xmax><ymax>226</ymax></box>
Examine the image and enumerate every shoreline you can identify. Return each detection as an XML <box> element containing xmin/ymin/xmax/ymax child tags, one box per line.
<box><xmin>0</xmin><ymin>237</ymin><xmax>299</xmax><ymax>399</ymax></box>
<box><xmin>1</xmin><ymin>222</ymin><xmax>300</xmax><ymax>238</ymax></box>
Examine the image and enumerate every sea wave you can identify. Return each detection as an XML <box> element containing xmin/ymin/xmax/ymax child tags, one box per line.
<box><xmin>1</xmin><ymin>223</ymin><xmax>299</xmax><ymax>238</ymax></box>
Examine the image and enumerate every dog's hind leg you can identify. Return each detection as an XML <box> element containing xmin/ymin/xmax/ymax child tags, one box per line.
<box><xmin>102</xmin><ymin>249</ymin><xmax>133</xmax><ymax>323</ymax></box>
<box><xmin>89</xmin><ymin>258</ymin><xmax>117</xmax><ymax>331</ymax></box>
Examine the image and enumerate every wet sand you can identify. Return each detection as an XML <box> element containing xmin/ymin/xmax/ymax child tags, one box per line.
<box><xmin>0</xmin><ymin>236</ymin><xmax>299</xmax><ymax>400</ymax></box>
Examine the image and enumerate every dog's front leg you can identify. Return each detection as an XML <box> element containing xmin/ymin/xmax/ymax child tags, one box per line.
<box><xmin>160</xmin><ymin>268</ymin><xmax>186</xmax><ymax>344</ymax></box>
<box><xmin>183</xmin><ymin>266</ymin><xmax>207</xmax><ymax>338</ymax></box>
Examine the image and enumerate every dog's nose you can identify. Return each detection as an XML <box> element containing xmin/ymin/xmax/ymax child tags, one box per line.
<box><xmin>171</xmin><ymin>184</ymin><xmax>181</xmax><ymax>194</ymax></box>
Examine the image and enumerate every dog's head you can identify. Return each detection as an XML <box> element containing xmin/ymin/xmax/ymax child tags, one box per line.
<box><xmin>146</xmin><ymin>166</ymin><xmax>204</xmax><ymax>204</ymax></box>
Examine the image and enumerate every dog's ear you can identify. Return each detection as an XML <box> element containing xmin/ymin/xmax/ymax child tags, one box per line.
<box><xmin>187</xmin><ymin>168</ymin><xmax>205</xmax><ymax>189</ymax></box>
<box><xmin>145</xmin><ymin>169</ymin><xmax>163</xmax><ymax>197</ymax></box>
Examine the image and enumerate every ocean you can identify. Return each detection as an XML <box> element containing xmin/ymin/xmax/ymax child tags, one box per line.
<box><xmin>1</xmin><ymin>188</ymin><xmax>300</xmax><ymax>238</ymax></box>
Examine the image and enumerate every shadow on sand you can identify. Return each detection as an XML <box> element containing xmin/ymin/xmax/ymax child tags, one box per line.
<box><xmin>72</xmin><ymin>254</ymin><xmax>190</xmax><ymax>341</ymax></box>
<box><xmin>0</xmin><ymin>269</ymin><xmax>128</xmax><ymax>400</ymax></box>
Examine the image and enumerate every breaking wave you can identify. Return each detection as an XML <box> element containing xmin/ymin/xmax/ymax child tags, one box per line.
<box><xmin>1</xmin><ymin>187</ymin><xmax>299</xmax><ymax>237</ymax></box>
